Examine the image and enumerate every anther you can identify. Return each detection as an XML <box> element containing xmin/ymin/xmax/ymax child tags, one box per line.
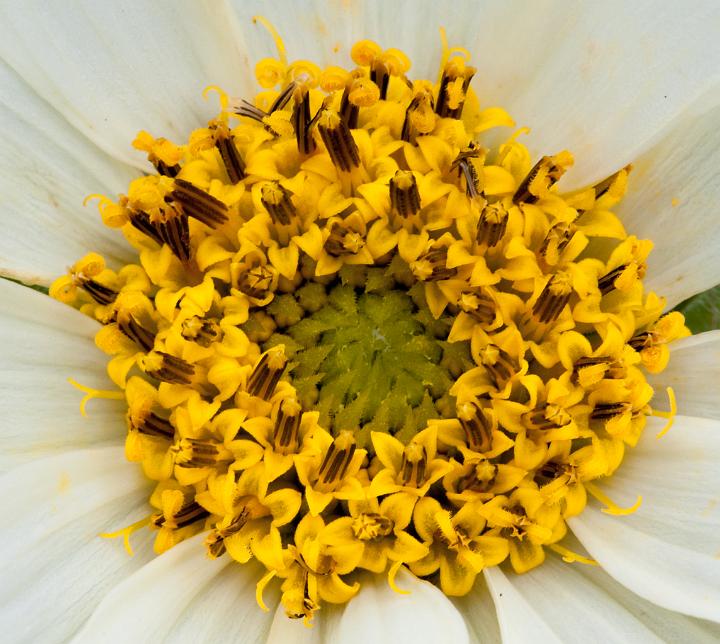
<box><xmin>237</xmin><ymin>265</ymin><xmax>275</xmax><ymax>299</ymax></box>
<box><xmin>478</xmin><ymin>344</ymin><xmax>516</xmax><ymax>389</ymax></box>
<box><xmin>151</xmin><ymin>500</ymin><xmax>209</xmax><ymax>530</ymax></box>
<box><xmin>573</xmin><ymin>356</ymin><xmax>625</xmax><ymax>388</ymax></box>
<box><xmin>458</xmin><ymin>289</ymin><xmax>496</xmax><ymax>325</ymax></box>
<box><xmin>598</xmin><ymin>262</ymin><xmax>645</xmax><ymax>295</ymax></box>
<box><xmin>173</xmin><ymin>438</ymin><xmax>228</xmax><ymax>468</ymax></box>
<box><xmin>206</xmin><ymin>507</ymin><xmax>251</xmax><ymax>558</ymax></box>
<box><xmin>247</xmin><ymin>347</ymin><xmax>287</xmax><ymax>400</ymax></box>
<box><xmin>455</xmin><ymin>459</ymin><xmax>498</xmax><ymax>493</ymax></box>
<box><xmin>590</xmin><ymin>402</ymin><xmax>632</xmax><ymax>421</ymax></box>
<box><xmin>118</xmin><ymin>312</ymin><xmax>156</xmax><ymax>352</ymax></box>
<box><xmin>533</xmin><ymin>460</ymin><xmax>568</xmax><ymax>486</ymax></box>
<box><xmin>399</xmin><ymin>442</ymin><xmax>428</xmax><ymax>487</ymax></box>
<box><xmin>76</xmin><ymin>277</ymin><xmax>118</xmax><ymax>306</ymax></box>
<box><xmin>521</xmin><ymin>403</ymin><xmax>572</xmax><ymax>431</ymax></box>
<box><xmin>513</xmin><ymin>151</ymin><xmax>573</xmax><ymax>204</ymax></box>
<box><xmin>339</xmin><ymin>74</ymin><xmax>380</xmax><ymax>128</ymax></box>
<box><xmin>153</xmin><ymin>203</ymin><xmax>190</xmax><ymax>261</ymax></box>
<box><xmin>272</xmin><ymin>397</ymin><xmax>303</xmax><ymax>455</ymax></box>
<box><xmin>457</xmin><ymin>402</ymin><xmax>494</xmax><ymax>452</ymax></box>
<box><xmin>317</xmin><ymin>430</ymin><xmax>357</xmax><ymax>490</ymax></box>
<box><xmin>532</xmin><ymin>272</ymin><xmax>573</xmax><ymax>324</ymax></box>
<box><xmin>181</xmin><ymin>316</ymin><xmax>223</xmax><ymax>348</ymax></box>
<box><xmin>128</xmin><ymin>408</ymin><xmax>175</xmax><ymax>440</ymax></box>
<box><xmin>140</xmin><ymin>350</ymin><xmax>195</xmax><ymax>385</ymax></box>
<box><xmin>261</xmin><ymin>181</ymin><xmax>296</xmax><ymax>226</ymax></box>
<box><xmin>291</xmin><ymin>86</ymin><xmax>318</xmax><ymax>155</ymax></box>
<box><xmin>370</xmin><ymin>59</ymin><xmax>390</xmax><ymax>99</ymax></box>
<box><xmin>435</xmin><ymin>58</ymin><xmax>476</xmax><ymax>119</ymax></box>
<box><xmin>389</xmin><ymin>170</ymin><xmax>421</xmax><ymax>219</ymax></box>
<box><xmin>401</xmin><ymin>86</ymin><xmax>436</xmax><ymax>143</ymax></box>
<box><xmin>169</xmin><ymin>178</ymin><xmax>229</xmax><ymax>228</ymax></box>
<box><xmin>411</xmin><ymin>247</ymin><xmax>457</xmax><ymax>282</ymax></box>
<box><xmin>451</xmin><ymin>144</ymin><xmax>484</xmax><ymax>199</ymax></box>
<box><xmin>323</xmin><ymin>222</ymin><xmax>365</xmax><ymax>257</ymax></box>
<box><xmin>476</xmin><ymin>203</ymin><xmax>509</xmax><ymax>247</ymax></box>
<box><xmin>211</xmin><ymin>121</ymin><xmax>246</xmax><ymax>184</ymax></box>
<box><xmin>317</xmin><ymin>110</ymin><xmax>362</xmax><ymax>173</ymax></box>
<box><xmin>628</xmin><ymin>331</ymin><xmax>653</xmax><ymax>352</ymax></box>
<box><xmin>128</xmin><ymin>209</ymin><xmax>165</xmax><ymax>246</ymax></box>
<box><xmin>351</xmin><ymin>513</ymin><xmax>394</xmax><ymax>540</ymax></box>
<box><xmin>539</xmin><ymin>222</ymin><xmax>575</xmax><ymax>265</ymax></box>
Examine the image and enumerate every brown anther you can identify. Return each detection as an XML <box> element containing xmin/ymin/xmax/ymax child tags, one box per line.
<box><xmin>151</xmin><ymin>500</ymin><xmax>210</xmax><ymax>530</ymax></box>
<box><xmin>521</xmin><ymin>403</ymin><xmax>572</xmax><ymax>431</ymax></box>
<box><xmin>237</xmin><ymin>265</ymin><xmax>274</xmax><ymax>299</ymax></box>
<box><xmin>317</xmin><ymin>430</ymin><xmax>357</xmax><ymax>490</ymax></box>
<box><xmin>247</xmin><ymin>347</ymin><xmax>287</xmax><ymax>400</ymax></box>
<box><xmin>412</xmin><ymin>247</ymin><xmax>457</xmax><ymax>282</ymax></box>
<box><xmin>628</xmin><ymin>331</ymin><xmax>653</xmax><ymax>352</ymax></box>
<box><xmin>458</xmin><ymin>289</ymin><xmax>496</xmax><ymax>325</ymax></box>
<box><xmin>534</xmin><ymin>460</ymin><xmax>567</xmax><ymax>486</ymax></box>
<box><xmin>455</xmin><ymin>459</ymin><xmax>498</xmax><ymax>493</ymax></box>
<box><xmin>317</xmin><ymin>110</ymin><xmax>362</xmax><ymax>173</ymax></box>
<box><xmin>154</xmin><ymin>203</ymin><xmax>190</xmax><ymax>261</ymax></box>
<box><xmin>324</xmin><ymin>222</ymin><xmax>365</xmax><ymax>257</ymax></box>
<box><xmin>532</xmin><ymin>272</ymin><xmax>573</xmax><ymax>324</ymax></box>
<box><xmin>399</xmin><ymin>442</ymin><xmax>427</xmax><ymax>487</ymax></box>
<box><xmin>598</xmin><ymin>264</ymin><xmax>638</xmax><ymax>295</ymax></box>
<box><xmin>118</xmin><ymin>313</ymin><xmax>156</xmax><ymax>352</ymax></box>
<box><xmin>590</xmin><ymin>402</ymin><xmax>632</xmax><ymax>421</ymax></box>
<box><xmin>370</xmin><ymin>59</ymin><xmax>390</xmax><ymax>99</ymax></box>
<box><xmin>389</xmin><ymin>170</ymin><xmax>421</xmax><ymax>219</ymax></box>
<box><xmin>451</xmin><ymin>144</ymin><xmax>484</xmax><ymax>199</ymax></box>
<box><xmin>401</xmin><ymin>88</ymin><xmax>435</xmax><ymax>143</ymax></box>
<box><xmin>212</xmin><ymin>124</ymin><xmax>246</xmax><ymax>184</ymax></box>
<box><xmin>476</xmin><ymin>203</ymin><xmax>509</xmax><ymax>247</ymax></box>
<box><xmin>351</xmin><ymin>513</ymin><xmax>394</xmax><ymax>540</ymax></box>
<box><xmin>591</xmin><ymin>166</ymin><xmax>631</xmax><ymax>201</ymax></box>
<box><xmin>181</xmin><ymin>316</ymin><xmax>223</xmax><ymax>348</ymax></box>
<box><xmin>234</xmin><ymin>83</ymin><xmax>296</xmax><ymax>135</ymax></box>
<box><xmin>174</xmin><ymin>438</ymin><xmax>226</xmax><ymax>468</ymax></box>
<box><xmin>479</xmin><ymin>344</ymin><xmax>516</xmax><ymax>389</ymax></box>
<box><xmin>75</xmin><ymin>277</ymin><xmax>118</xmax><ymax>306</ymax></box>
<box><xmin>273</xmin><ymin>398</ymin><xmax>303</xmax><ymax>455</ymax></box>
<box><xmin>457</xmin><ymin>402</ymin><xmax>494</xmax><ymax>452</ymax></box>
<box><xmin>170</xmin><ymin>178</ymin><xmax>229</xmax><ymax>228</ymax></box>
<box><xmin>513</xmin><ymin>153</ymin><xmax>572</xmax><ymax>204</ymax></box>
<box><xmin>141</xmin><ymin>350</ymin><xmax>195</xmax><ymax>385</ymax></box>
<box><xmin>291</xmin><ymin>86</ymin><xmax>318</xmax><ymax>155</ymax></box>
<box><xmin>539</xmin><ymin>222</ymin><xmax>575</xmax><ymax>265</ymax></box>
<box><xmin>435</xmin><ymin>59</ymin><xmax>476</xmax><ymax>118</ymax></box>
<box><xmin>261</xmin><ymin>181</ymin><xmax>296</xmax><ymax>226</ymax></box>
<box><xmin>128</xmin><ymin>409</ymin><xmax>175</xmax><ymax>440</ymax></box>
<box><xmin>128</xmin><ymin>209</ymin><xmax>165</xmax><ymax>246</ymax></box>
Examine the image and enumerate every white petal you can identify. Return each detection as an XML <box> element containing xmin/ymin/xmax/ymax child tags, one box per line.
<box><xmin>483</xmin><ymin>566</ymin><xmax>560</xmax><ymax>644</ymax></box>
<box><xmin>0</xmin><ymin>60</ymin><xmax>137</xmax><ymax>284</ymax></box>
<box><xmin>0</xmin><ymin>1</ymin><xmax>251</xmax><ymax>169</ymax></box>
<box><xmin>648</xmin><ymin>331</ymin><xmax>720</xmax><ymax>420</ymax></box>
<box><xmin>615</xmin><ymin>96</ymin><xmax>720</xmax><ymax>308</ymax></box>
<box><xmin>0</xmin><ymin>280</ymin><xmax>124</xmax><ymax>471</ymax></box>
<box><xmin>75</xmin><ymin>532</ymin><xmax>274</xmax><ymax>643</ymax></box>
<box><xmin>569</xmin><ymin>414</ymin><xmax>720</xmax><ymax>621</ymax></box>
<box><xmin>266</xmin><ymin>603</ymin><xmax>343</xmax><ymax>644</ymax></box>
<box><xmin>472</xmin><ymin>1</ymin><xmax>720</xmax><ymax>189</ymax></box>
<box><xmin>333</xmin><ymin>568</ymin><xmax>470</xmax><ymax>644</ymax></box>
<box><xmin>0</xmin><ymin>447</ymin><xmax>153</xmax><ymax>642</ymax></box>
<box><xmin>452</xmin><ymin>576</ymin><xmax>502</xmax><ymax>644</ymax></box>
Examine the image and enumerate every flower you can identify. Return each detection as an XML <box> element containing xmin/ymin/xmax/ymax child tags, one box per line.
<box><xmin>1</xmin><ymin>2</ymin><xmax>720</xmax><ymax>643</ymax></box>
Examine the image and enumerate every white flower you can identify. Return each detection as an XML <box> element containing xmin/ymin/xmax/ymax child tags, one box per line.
<box><xmin>1</xmin><ymin>1</ymin><xmax>719</xmax><ymax>642</ymax></box>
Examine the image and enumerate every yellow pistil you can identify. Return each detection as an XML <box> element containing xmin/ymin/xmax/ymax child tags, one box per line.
<box><xmin>50</xmin><ymin>20</ymin><xmax>691</xmax><ymax>618</ymax></box>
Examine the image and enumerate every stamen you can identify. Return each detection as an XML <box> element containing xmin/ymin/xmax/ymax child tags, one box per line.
<box><xmin>399</xmin><ymin>442</ymin><xmax>427</xmax><ymax>487</ymax></box>
<box><xmin>273</xmin><ymin>397</ymin><xmax>303</xmax><ymax>455</ymax></box>
<box><xmin>117</xmin><ymin>313</ymin><xmax>156</xmax><ymax>352</ymax></box>
<box><xmin>100</xmin><ymin>515</ymin><xmax>151</xmax><ymax>556</ymax></box>
<box><xmin>291</xmin><ymin>86</ymin><xmax>318</xmax><ymax>155</ymax></box>
<box><xmin>435</xmin><ymin>57</ymin><xmax>475</xmax><ymax>118</ymax></box>
<box><xmin>261</xmin><ymin>181</ymin><xmax>296</xmax><ymax>226</ymax></box>
<box><xmin>451</xmin><ymin>144</ymin><xmax>484</xmax><ymax>199</ymax></box>
<box><xmin>549</xmin><ymin>544</ymin><xmax>598</xmax><ymax>566</ymax></box>
<box><xmin>351</xmin><ymin>513</ymin><xmax>394</xmax><ymax>540</ymax></box>
<box><xmin>478</xmin><ymin>344</ymin><xmax>516</xmax><ymax>389</ymax></box>
<box><xmin>476</xmin><ymin>203</ymin><xmax>509</xmax><ymax>247</ymax></box>
<box><xmin>590</xmin><ymin>401</ymin><xmax>631</xmax><ymax>421</ymax></box>
<box><xmin>598</xmin><ymin>264</ymin><xmax>628</xmax><ymax>295</ymax></box>
<box><xmin>513</xmin><ymin>152</ymin><xmax>573</xmax><ymax>204</ymax></box>
<box><xmin>153</xmin><ymin>203</ymin><xmax>190</xmax><ymax>261</ymax></box>
<box><xmin>128</xmin><ymin>209</ymin><xmax>165</xmax><ymax>246</ymax></box>
<box><xmin>533</xmin><ymin>460</ymin><xmax>567</xmax><ymax>487</ymax></box>
<box><xmin>323</xmin><ymin>222</ymin><xmax>365</xmax><ymax>257</ymax></box>
<box><xmin>539</xmin><ymin>222</ymin><xmax>575</xmax><ymax>265</ymax></box>
<box><xmin>585</xmin><ymin>482</ymin><xmax>642</xmax><ymax>516</ymax></box>
<box><xmin>247</xmin><ymin>347</ymin><xmax>287</xmax><ymax>399</ymax></box>
<box><xmin>389</xmin><ymin>171</ymin><xmax>421</xmax><ymax>219</ymax></box>
<box><xmin>317</xmin><ymin>430</ymin><xmax>357</xmax><ymax>490</ymax></box>
<box><xmin>140</xmin><ymin>351</ymin><xmax>195</xmax><ymax>385</ymax></box>
<box><xmin>455</xmin><ymin>459</ymin><xmax>498</xmax><ymax>493</ymax></box>
<box><xmin>458</xmin><ymin>289</ymin><xmax>496</xmax><ymax>325</ymax></box>
<box><xmin>401</xmin><ymin>86</ymin><xmax>436</xmax><ymax>143</ymax></box>
<box><xmin>317</xmin><ymin>110</ymin><xmax>362</xmax><ymax>173</ymax></box>
<box><xmin>532</xmin><ymin>272</ymin><xmax>573</xmax><ymax>324</ymax></box>
<box><xmin>211</xmin><ymin>122</ymin><xmax>246</xmax><ymax>184</ymax></box>
<box><xmin>411</xmin><ymin>247</ymin><xmax>457</xmax><ymax>281</ymax></box>
<box><xmin>151</xmin><ymin>500</ymin><xmax>210</xmax><ymax>529</ymax></box>
<box><xmin>457</xmin><ymin>402</ymin><xmax>494</xmax><ymax>452</ymax></box>
<box><xmin>174</xmin><ymin>438</ymin><xmax>227</xmax><ymax>467</ymax></box>
<box><xmin>129</xmin><ymin>408</ymin><xmax>175</xmax><ymax>440</ymax></box>
<box><xmin>75</xmin><ymin>277</ymin><xmax>118</xmax><ymax>306</ymax></box>
<box><xmin>522</xmin><ymin>403</ymin><xmax>572</xmax><ymax>431</ymax></box>
<box><xmin>68</xmin><ymin>377</ymin><xmax>124</xmax><ymax>417</ymax></box>
<box><xmin>370</xmin><ymin>59</ymin><xmax>390</xmax><ymax>99</ymax></box>
<box><xmin>237</xmin><ymin>265</ymin><xmax>275</xmax><ymax>299</ymax></box>
<box><xmin>170</xmin><ymin>178</ymin><xmax>229</xmax><ymax>228</ymax></box>
<box><xmin>181</xmin><ymin>316</ymin><xmax>223</xmax><ymax>347</ymax></box>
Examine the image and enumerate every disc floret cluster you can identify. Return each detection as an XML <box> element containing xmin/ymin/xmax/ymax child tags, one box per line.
<box><xmin>52</xmin><ymin>32</ymin><xmax>685</xmax><ymax>622</ymax></box>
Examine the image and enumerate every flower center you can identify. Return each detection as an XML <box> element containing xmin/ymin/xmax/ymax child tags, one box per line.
<box><xmin>52</xmin><ymin>21</ymin><xmax>686</xmax><ymax>625</ymax></box>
